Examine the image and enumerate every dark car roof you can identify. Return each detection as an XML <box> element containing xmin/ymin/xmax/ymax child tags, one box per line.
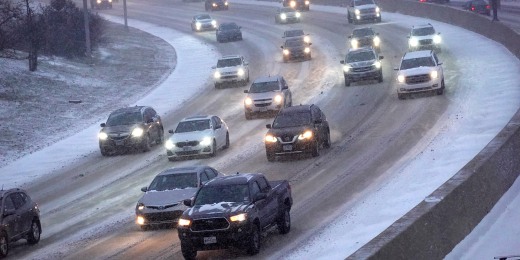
<box><xmin>111</xmin><ymin>106</ymin><xmax>147</xmax><ymax>115</ymax></box>
<box><xmin>205</xmin><ymin>173</ymin><xmax>258</xmax><ymax>186</ymax></box>
<box><xmin>348</xmin><ymin>46</ymin><xmax>375</xmax><ymax>54</ymax></box>
<box><xmin>0</xmin><ymin>188</ymin><xmax>25</xmax><ymax>199</ymax></box>
<box><xmin>157</xmin><ymin>166</ymin><xmax>208</xmax><ymax>176</ymax></box>
<box><xmin>278</xmin><ymin>104</ymin><xmax>312</xmax><ymax>115</ymax></box>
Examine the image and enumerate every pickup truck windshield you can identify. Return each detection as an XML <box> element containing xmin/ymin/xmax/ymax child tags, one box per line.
<box><xmin>400</xmin><ymin>57</ymin><xmax>435</xmax><ymax>70</ymax></box>
<box><xmin>195</xmin><ymin>185</ymin><xmax>250</xmax><ymax>205</ymax></box>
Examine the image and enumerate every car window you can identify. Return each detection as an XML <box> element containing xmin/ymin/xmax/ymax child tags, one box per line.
<box><xmin>148</xmin><ymin>173</ymin><xmax>198</xmax><ymax>191</ymax></box>
<box><xmin>200</xmin><ymin>172</ymin><xmax>209</xmax><ymax>183</ymax></box>
<box><xmin>194</xmin><ymin>185</ymin><xmax>250</xmax><ymax>205</ymax></box>
<box><xmin>251</xmin><ymin>182</ymin><xmax>261</xmax><ymax>197</ymax></box>
<box><xmin>257</xmin><ymin>176</ymin><xmax>271</xmax><ymax>192</ymax></box>
<box><xmin>217</xmin><ymin>58</ymin><xmax>242</xmax><ymax>67</ymax></box>
<box><xmin>106</xmin><ymin>111</ymin><xmax>142</xmax><ymax>126</ymax></box>
<box><xmin>285</xmin><ymin>30</ymin><xmax>304</xmax><ymax>37</ymax></box>
<box><xmin>400</xmin><ymin>56</ymin><xmax>436</xmax><ymax>70</ymax></box>
<box><xmin>3</xmin><ymin>195</ymin><xmax>15</xmax><ymax>211</ymax></box>
<box><xmin>249</xmin><ymin>81</ymin><xmax>280</xmax><ymax>93</ymax></box>
<box><xmin>205</xmin><ymin>168</ymin><xmax>217</xmax><ymax>178</ymax></box>
<box><xmin>175</xmin><ymin>119</ymin><xmax>210</xmax><ymax>133</ymax></box>
<box><xmin>346</xmin><ymin>51</ymin><xmax>376</xmax><ymax>62</ymax></box>
<box><xmin>273</xmin><ymin>111</ymin><xmax>311</xmax><ymax>128</ymax></box>
<box><xmin>312</xmin><ymin>106</ymin><xmax>322</xmax><ymax>121</ymax></box>
<box><xmin>11</xmin><ymin>193</ymin><xmax>26</xmax><ymax>209</ymax></box>
<box><xmin>412</xmin><ymin>27</ymin><xmax>435</xmax><ymax>36</ymax></box>
<box><xmin>353</xmin><ymin>28</ymin><xmax>375</xmax><ymax>37</ymax></box>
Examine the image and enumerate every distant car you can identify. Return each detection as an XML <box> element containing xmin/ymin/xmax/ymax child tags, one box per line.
<box><xmin>213</xmin><ymin>55</ymin><xmax>250</xmax><ymax>88</ymax></box>
<box><xmin>281</xmin><ymin>37</ymin><xmax>312</xmax><ymax>62</ymax></box>
<box><xmin>164</xmin><ymin>115</ymin><xmax>230</xmax><ymax>161</ymax></box>
<box><xmin>275</xmin><ymin>7</ymin><xmax>301</xmax><ymax>24</ymax></box>
<box><xmin>91</xmin><ymin>0</ymin><xmax>112</xmax><ymax>9</ymax></box>
<box><xmin>205</xmin><ymin>0</ymin><xmax>228</xmax><ymax>11</ymax></box>
<box><xmin>282</xmin><ymin>0</ymin><xmax>310</xmax><ymax>11</ymax></box>
<box><xmin>191</xmin><ymin>14</ymin><xmax>217</xmax><ymax>32</ymax></box>
<box><xmin>0</xmin><ymin>188</ymin><xmax>41</xmax><ymax>258</ymax></box>
<box><xmin>283</xmin><ymin>29</ymin><xmax>310</xmax><ymax>43</ymax></box>
<box><xmin>98</xmin><ymin>106</ymin><xmax>164</xmax><ymax>156</ymax></box>
<box><xmin>340</xmin><ymin>47</ymin><xmax>383</xmax><ymax>86</ymax></box>
<box><xmin>216</xmin><ymin>22</ymin><xmax>242</xmax><ymax>42</ymax></box>
<box><xmin>348</xmin><ymin>27</ymin><xmax>381</xmax><ymax>52</ymax></box>
<box><xmin>395</xmin><ymin>50</ymin><xmax>445</xmax><ymax>99</ymax></box>
<box><xmin>462</xmin><ymin>0</ymin><xmax>491</xmax><ymax>15</ymax></box>
<box><xmin>265</xmin><ymin>104</ymin><xmax>331</xmax><ymax>161</ymax></box>
<box><xmin>243</xmin><ymin>75</ymin><xmax>292</xmax><ymax>120</ymax></box>
<box><xmin>347</xmin><ymin>0</ymin><xmax>382</xmax><ymax>24</ymax></box>
<box><xmin>407</xmin><ymin>23</ymin><xmax>442</xmax><ymax>52</ymax></box>
<box><xmin>135</xmin><ymin>166</ymin><xmax>223</xmax><ymax>230</ymax></box>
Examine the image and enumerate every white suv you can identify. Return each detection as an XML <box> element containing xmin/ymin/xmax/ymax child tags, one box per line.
<box><xmin>407</xmin><ymin>23</ymin><xmax>442</xmax><ymax>52</ymax></box>
<box><xmin>212</xmin><ymin>55</ymin><xmax>249</xmax><ymax>88</ymax></box>
<box><xmin>395</xmin><ymin>50</ymin><xmax>445</xmax><ymax>99</ymax></box>
<box><xmin>164</xmin><ymin>115</ymin><xmax>229</xmax><ymax>161</ymax></box>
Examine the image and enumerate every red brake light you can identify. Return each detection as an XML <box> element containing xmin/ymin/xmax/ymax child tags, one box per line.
<box><xmin>486</xmin><ymin>5</ymin><xmax>490</xmax><ymax>8</ymax></box>
<box><xmin>471</xmin><ymin>6</ymin><xmax>475</xmax><ymax>10</ymax></box>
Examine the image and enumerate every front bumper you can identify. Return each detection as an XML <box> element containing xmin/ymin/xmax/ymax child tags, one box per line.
<box><xmin>215</xmin><ymin>72</ymin><xmax>247</xmax><ymax>84</ymax></box>
<box><xmin>194</xmin><ymin>23</ymin><xmax>217</xmax><ymax>31</ymax></box>
<box><xmin>345</xmin><ymin>68</ymin><xmax>381</xmax><ymax>82</ymax></box>
<box><xmin>244</xmin><ymin>100</ymin><xmax>283</xmax><ymax>114</ymax></box>
<box><xmin>217</xmin><ymin>33</ymin><xmax>241</xmax><ymax>41</ymax></box>
<box><xmin>136</xmin><ymin>209</ymin><xmax>185</xmax><ymax>226</ymax></box>
<box><xmin>354</xmin><ymin>12</ymin><xmax>381</xmax><ymax>21</ymax></box>
<box><xmin>166</xmin><ymin>143</ymin><xmax>214</xmax><ymax>159</ymax></box>
<box><xmin>99</xmin><ymin>136</ymin><xmax>145</xmax><ymax>151</ymax></box>
<box><xmin>178</xmin><ymin>221</ymin><xmax>253</xmax><ymax>251</ymax></box>
<box><xmin>283</xmin><ymin>50</ymin><xmax>310</xmax><ymax>61</ymax></box>
<box><xmin>397</xmin><ymin>77</ymin><xmax>442</xmax><ymax>94</ymax></box>
<box><xmin>265</xmin><ymin>137</ymin><xmax>316</xmax><ymax>156</ymax></box>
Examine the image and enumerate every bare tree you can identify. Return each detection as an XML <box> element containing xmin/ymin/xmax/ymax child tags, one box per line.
<box><xmin>0</xmin><ymin>0</ymin><xmax>23</xmax><ymax>56</ymax></box>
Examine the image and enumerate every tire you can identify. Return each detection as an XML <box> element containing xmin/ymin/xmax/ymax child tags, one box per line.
<box><xmin>398</xmin><ymin>93</ymin><xmax>406</xmax><ymax>100</ymax></box>
<box><xmin>311</xmin><ymin>140</ymin><xmax>319</xmax><ymax>157</ymax></box>
<box><xmin>323</xmin><ymin>130</ymin><xmax>331</xmax><ymax>148</ymax></box>
<box><xmin>266</xmin><ymin>152</ymin><xmax>275</xmax><ymax>162</ymax></box>
<box><xmin>377</xmin><ymin>17</ymin><xmax>382</xmax><ymax>23</ymax></box>
<box><xmin>181</xmin><ymin>242</ymin><xmax>197</xmax><ymax>259</ymax></box>
<box><xmin>142</xmin><ymin>134</ymin><xmax>151</xmax><ymax>152</ymax></box>
<box><xmin>0</xmin><ymin>231</ymin><xmax>8</xmax><ymax>258</ymax></box>
<box><xmin>344</xmin><ymin>76</ymin><xmax>351</xmax><ymax>87</ymax></box>
<box><xmin>27</xmin><ymin>220</ymin><xmax>41</xmax><ymax>244</ymax></box>
<box><xmin>246</xmin><ymin>224</ymin><xmax>261</xmax><ymax>255</ymax></box>
<box><xmin>223</xmin><ymin>132</ymin><xmax>230</xmax><ymax>149</ymax></box>
<box><xmin>156</xmin><ymin>128</ymin><xmax>164</xmax><ymax>144</ymax></box>
<box><xmin>277</xmin><ymin>208</ymin><xmax>291</xmax><ymax>234</ymax></box>
<box><xmin>437</xmin><ymin>78</ymin><xmax>445</xmax><ymax>96</ymax></box>
<box><xmin>209</xmin><ymin>140</ymin><xmax>217</xmax><ymax>157</ymax></box>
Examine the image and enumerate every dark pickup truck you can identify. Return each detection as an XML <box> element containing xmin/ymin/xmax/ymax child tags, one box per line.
<box><xmin>177</xmin><ymin>173</ymin><xmax>293</xmax><ymax>259</ymax></box>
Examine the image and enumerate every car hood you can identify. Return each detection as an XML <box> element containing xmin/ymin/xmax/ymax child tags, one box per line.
<box><xmin>347</xmin><ymin>59</ymin><xmax>376</xmax><ymax>68</ymax></box>
<box><xmin>247</xmin><ymin>90</ymin><xmax>282</xmax><ymax>100</ymax></box>
<box><xmin>168</xmin><ymin>129</ymin><xmax>213</xmax><ymax>142</ymax></box>
<box><xmin>184</xmin><ymin>202</ymin><xmax>250</xmax><ymax>219</ymax></box>
<box><xmin>196</xmin><ymin>18</ymin><xmax>213</xmax><ymax>24</ymax></box>
<box><xmin>216</xmin><ymin>66</ymin><xmax>242</xmax><ymax>73</ymax></box>
<box><xmin>268</xmin><ymin>125</ymin><xmax>310</xmax><ymax>138</ymax></box>
<box><xmin>102</xmin><ymin>124</ymin><xmax>141</xmax><ymax>134</ymax></box>
<box><xmin>356</xmin><ymin>4</ymin><xmax>378</xmax><ymax>10</ymax></box>
<box><xmin>399</xmin><ymin>66</ymin><xmax>435</xmax><ymax>76</ymax></box>
<box><xmin>411</xmin><ymin>35</ymin><xmax>434</xmax><ymax>41</ymax></box>
<box><xmin>285</xmin><ymin>45</ymin><xmax>307</xmax><ymax>51</ymax></box>
<box><xmin>139</xmin><ymin>188</ymin><xmax>199</xmax><ymax>206</ymax></box>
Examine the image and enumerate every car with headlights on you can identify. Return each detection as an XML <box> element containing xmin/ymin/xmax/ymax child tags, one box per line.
<box><xmin>177</xmin><ymin>173</ymin><xmax>292</xmax><ymax>259</ymax></box>
<box><xmin>462</xmin><ymin>0</ymin><xmax>491</xmax><ymax>16</ymax></box>
<box><xmin>205</xmin><ymin>0</ymin><xmax>228</xmax><ymax>11</ymax></box>
<box><xmin>243</xmin><ymin>75</ymin><xmax>292</xmax><ymax>120</ymax></box>
<box><xmin>347</xmin><ymin>0</ymin><xmax>381</xmax><ymax>24</ymax></box>
<box><xmin>98</xmin><ymin>106</ymin><xmax>164</xmax><ymax>156</ymax></box>
<box><xmin>264</xmin><ymin>104</ymin><xmax>330</xmax><ymax>161</ymax></box>
<box><xmin>213</xmin><ymin>55</ymin><xmax>250</xmax><ymax>88</ymax></box>
<box><xmin>407</xmin><ymin>23</ymin><xmax>442</xmax><ymax>52</ymax></box>
<box><xmin>275</xmin><ymin>7</ymin><xmax>301</xmax><ymax>24</ymax></box>
<box><xmin>340</xmin><ymin>47</ymin><xmax>383</xmax><ymax>86</ymax></box>
<box><xmin>281</xmin><ymin>37</ymin><xmax>311</xmax><ymax>62</ymax></box>
<box><xmin>283</xmin><ymin>29</ymin><xmax>310</xmax><ymax>43</ymax></box>
<box><xmin>135</xmin><ymin>166</ymin><xmax>223</xmax><ymax>230</ymax></box>
<box><xmin>191</xmin><ymin>14</ymin><xmax>217</xmax><ymax>32</ymax></box>
<box><xmin>395</xmin><ymin>50</ymin><xmax>445</xmax><ymax>99</ymax></box>
<box><xmin>0</xmin><ymin>188</ymin><xmax>41</xmax><ymax>258</ymax></box>
<box><xmin>90</xmin><ymin>0</ymin><xmax>112</xmax><ymax>9</ymax></box>
<box><xmin>282</xmin><ymin>0</ymin><xmax>310</xmax><ymax>11</ymax></box>
<box><xmin>164</xmin><ymin>115</ymin><xmax>229</xmax><ymax>161</ymax></box>
<box><xmin>216</xmin><ymin>22</ymin><xmax>242</xmax><ymax>42</ymax></box>
<box><xmin>348</xmin><ymin>27</ymin><xmax>381</xmax><ymax>52</ymax></box>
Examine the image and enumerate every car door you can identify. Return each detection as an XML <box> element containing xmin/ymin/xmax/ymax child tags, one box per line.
<box><xmin>311</xmin><ymin>106</ymin><xmax>325</xmax><ymax>143</ymax></box>
<box><xmin>212</xmin><ymin>116</ymin><xmax>225</xmax><ymax>148</ymax></box>
<box><xmin>11</xmin><ymin>193</ymin><xmax>31</xmax><ymax>233</ymax></box>
<box><xmin>2</xmin><ymin>195</ymin><xmax>21</xmax><ymax>239</ymax></box>
<box><xmin>280</xmin><ymin>78</ymin><xmax>291</xmax><ymax>105</ymax></box>
<box><xmin>250</xmin><ymin>181</ymin><xmax>270</xmax><ymax>228</ymax></box>
<box><xmin>257</xmin><ymin>177</ymin><xmax>278</xmax><ymax>225</ymax></box>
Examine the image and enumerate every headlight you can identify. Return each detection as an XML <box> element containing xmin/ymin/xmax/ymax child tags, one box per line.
<box><xmin>374</xmin><ymin>61</ymin><xmax>381</xmax><ymax>69</ymax></box>
<box><xmin>97</xmin><ymin>0</ymin><xmax>101</xmax><ymax>3</ymax></box>
<box><xmin>244</xmin><ymin>97</ymin><xmax>253</xmax><ymax>106</ymax></box>
<box><xmin>164</xmin><ymin>140</ymin><xmax>175</xmax><ymax>150</ymax></box>
<box><xmin>98</xmin><ymin>132</ymin><xmax>108</xmax><ymax>140</ymax></box>
<box><xmin>375</xmin><ymin>6</ymin><xmax>380</xmax><ymax>12</ymax></box>
<box><xmin>200</xmin><ymin>137</ymin><xmax>212</xmax><ymax>146</ymax></box>
<box><xmin>283</xmin><ymin>49</ymin><xmax>290</xmax><ymax>55</ymax></box>
<box><xmin>304</xmin><ymin>47</ymin><xmax>310</xmax><ymax>53</ymax></box>
<box><xmin>280</xmin><ymin>13</ymin><xmax>287</xmax><ymax>19</ymax></box>
<box><xmin>433</xmin><ymin>35</ymin><xmax>442</xmax><ymax>44</ymax></box>
<box><xmin>298</xmin><ymin>130</ymin><xmax>313</xmax><ymax>140</ymax></box>
<box><xmin>274</xmin><ymin>94</ymin><xmax>283</xmax><ymax>103</ymax></box>
<box><xmin>137</xmin><ymin>203</ymin><xmax>145</xmax><ymax>211</ymax></box>
<box><xmin>409</xmin><ymin>38</ymin><xmax>419</xmax><ymax>47</ymax></box>
<box><xmin>354</xmin><ymin>9</ymin><xmax>360</xmax><ymax>15</ymax></box>
<box><xmin>230</xmin><ymin>213</ymin><xmax>247</xmax><ymax>222</ymax></box>
<box><xmin>304</xmin><ymin>35</ymin><xmax>310</xmax><ymax>43</ymax></box>
<box><xmin>212</xmin><ymin>3</ymin><xmax>217</xmax><ymax>7</ymax></box>
<box><xmin>397</xmin><ymin>75</ymin><xmax>405</xmax><ymax>83</ymax></box>
<box><xmin>214</xmin><ymin>71</ymin><xmax>221</xmax><ymax>79</ymax></box>
<box><xmin>136</xmin><ymin>216</ymin><xmax>145</xmax><ymax>225</ymax></box>
<box><xmin>350</xmin><ymin>39</ymin><xmax>359</xmax><ymax>49</ymax></box>
<box><xmin>305</xmin><ymin>0</ymin><xmax>309</xmax><ymax>4</ymax></box>
<box><xmin>343</xmin><ymin>65</ymin><xmax>351</xmax><ymax>72</ymax></box>
<box><xmin>295</xmin><ymin>12</ymin><xmax>301</xmax><ymax>18</ymax></box>
<box><xmin>290</xmin><ymin>1</ymin><xmax>296</xmax><ymax>7</ymax></box>
<box><xmin>265</xmin><ymin>134</ymin><xmax>277</xmax><ymax>143</ymax></box>
<box><xmin>237</xmin><ymin>68</ymin><xmax>245</xmax><ymax>76</ymax></box>
<box><xmin>430</xmin><ymin>70</ymin><xmax>438</xmax><ymax>79</ymax></box>
<box><xmin>108</xmin><ymin>0</ymin><xmax>112</xmax><ymax>2</ymax></box>
<box><xmin>131</xmin><ymin>128</ymin><xmax>144</xmax><ymax>137</ymax></box>
<box><xmin>211</xmin><ymin>20</ymin><xmax>217</xmax><ymax>26</ymax></box>
<box><xmin>195</xmin><ymin>22</ymin><xmax>201</xmax><ymax>29</ymax></box>
<box><xmin>178</xmin><ymin>218</ymin><xmax>191</xmax><ymax>227</ymax></box>
<box><xmin>373</xmin><ymin>36</ymin><xmax>381</xmax><ymax>46</ymax></box>
<box><xmin>224</xmin><ymin>1</ymin><xmax>228</xmax><ymax>5</ymax></box>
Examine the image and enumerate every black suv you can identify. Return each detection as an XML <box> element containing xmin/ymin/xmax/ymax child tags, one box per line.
<box><xmin>281</xmin><ymin>37</ymin><xmax>312</xmax><ymax>62</ymax></box>
<box><xmin>264</xmin><ymin>104</ymin><xmax>331</xmax><ymax>161</ymax></box>
<box><xmin>348</xmin><ymin>27</ymin><xmax>381</xmax><ymax>52</ymax></box>
<box><xmin>340</xmin><ymin>47</ymin><xmax>383</xmax><ymax>86</ymax></box>
<box><xmin>0</xmin><ymin>188</ymin><xmax>41</xmax><ymax>258</ymax></box>
<box><xmin>98</xmin><ymin>106</ymin><xmax>164</xmax><ymax>156</ymax></box>
<box><xmin>216</xmin><ymin>22</ymin><xmax>242</xmax><ymax>43</ymax></box>
<box><xmin>282</xmin><ymin>0</ymin><xmax>310</xmax><ymax>11</ymax></box>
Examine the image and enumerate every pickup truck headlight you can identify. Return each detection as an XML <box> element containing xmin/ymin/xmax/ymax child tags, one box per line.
<box><xmin>137</xmin><ymin>203</ymin><xmax>145</xmax><ymax>211</ymax></box>
<box><xmin>295</xmin><ymin>12</ymin><xmax>301</xmax><ymax>18</ymax></box>
<box><xmin>98</xmin><ymin>132</ymin><xmax>108</xmax><ymax>140</ymax></box>
<box><xmin>265</xmin><ymin>134</ymin><xmax>277</xmax><ymax>143</ymax></box>
<box><xmin>397</xmin><ymin>75</ymin><xmax>405</xmax><ymax>83</ymax></box>
<box><xmin>244</xmin><ymin>97</ymin><xmax>253</xmax><ymax>106</ymax></box>
<box><xmin>237</xmin><ymin>68</ymin><xmax>245</xmax><ymax>76</ymax></box>
<box><xmin>178</xmin><ymin>218</ymin><xmax>191</xmax><ymax>227</ymax></box>
<box><xmin>136</xmin><ymin>216</ymin><xmax>145</xmax><ymax>225</ymax></box>
<box><xmin>343</xmin><ymin>65</ymin><xmax>351</xmax><ymax>72</ymax></box>
<box><xmin>373</xmin><ymin>36</ymin><xmax>381</xmax><ymax>46</ymax></box>
<box><xmin>200</xmin><ymin>137</ymin><xmax>212</xmax><ymax>146</ymax></box>
<box><xmin>305</xmin><ymin>0</ymin><xmax>309</xmax><ymax>4</ymax></box>
<box><xmin>409</xmin><ymin>38</ymin><xmax>419</xmax><ymax>47</ymax></box>
<box><xmin>164</xmin><ymin>140</ymin><xmax>175</xmax><ymax>150</ymax></box>
<box><xmin>433</xmin><ymin>35</ymin><xmax>442</xmax><ymax>44</ymax></box>
<box><xmin>374</xmin><ymin>61</ymin><xmax>381</xmax><ymax>69</ymax></box>
<box><xmin>298</xmin><ymin>130</ymin><xmax>313</xmax><ymax>140</ymax></box>
<box><xmin>214</xmin><ymin>71</ymin><xmax>221</xmax><ymax>79</ymax></box>
<box><xmin>350</xmin><ymin>39</ymin><xmax>359</xmax><ymax>49</ymax></box>
<box><xmin>430</xmin><ymin>70</ymin><xmax>438</xmax><ymax>79</ymax></box>
<box><xmin>354</xmin><ymin>9</ymin><xmax>360</xmax><ymax>15</ymax></box>
<box><xmin>280</xmin><ymin>13</ymin><xmax>287</xmax><ymax>20</ymax></box>
<box><xmin>131</xmin><ymin>128</ymin><xmax>144</xmax><ymax>137</ymax></box>
<box><xmin>274</xmin><ymin>94</ymin><xmax>283</xmax><ymax>103</ymax></box>
<box><xmin>375</xmin><ymin>6</ymin><xmax>380</xmax><ymax>13</ymax></box>
<box><xmin>304</xmin><ymin>47</ymin><xmax>310</xmax><ymax>53</ymax></box>
<box><xmin>283</xmin><ymin>49</ymin><xmax>290</xmax><ymax>55</ymax></box>
<box><xmin>230</xmin><ymin>213</ymin><xmax>247</xmax><ymax>222</ymax></box>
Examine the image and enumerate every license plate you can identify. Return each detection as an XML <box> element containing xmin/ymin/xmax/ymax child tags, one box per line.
<box><xmin>183</xmin><ymin>146</ymin><xmax>192</xmax><ymax>151</ymax></box>
<box><xmin>204</xmin><ymin>236</ymin><xmax>217</xmax><ymax>244</ymax></box>
<box><xmin>115</xmin><ymin>140</ymin><xmax>124</xmax><ymax>146</ymax></box>
<box><xmin>259</xmin><ymin>107</ymin><xmax>268</xmax><ymax>112</ymax></box>
<box><xmin>283</xmin><ymin>145</ymin><xmax>293</xmax><ymax>151</ymax></box>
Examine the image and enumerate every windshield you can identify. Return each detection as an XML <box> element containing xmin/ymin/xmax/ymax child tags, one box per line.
<box><xmin>354</xmin><ymin>0</ymin><xmax>375</xmax><ymax>5</ymax></box>
<box><xmin>175</xmin><ymin>119</ymin><xmax>210</xmax><ymax>133</ymax></box>
<box><xmin>412</xmin><ymin>27</ymin><xmax>435</xmax><ymax>36</ymax></box>
<box><xmin>217</xmin><ymin>58</ymin><xmax>242</xmax><ymax>68</ymax></box>
<box><xmin>194</xmin><ymin>184</ymin><xmax>250</xmax><ymax>205</ymax></box>
<box><xmin>195</xmin><ymin>15</ymin><xmax>211</xmax><ymax>20</ymax></box>
<box><xmin>346</xmin><ymin>51</ymin><xmax>376</xmax><ymax>62</ymax></box>
<box><xmin>353</xmin><ymin>28</ymin><xmax>375</xmax><ymax>37</ymax></box>
<box><xmin>285</xmin><ymin>30</ymin><xmax>304</xmax><ymax>37</ymax></box>
<box><xmin>249</xmin><ymin>81</ymin><xmax>280</xmax><ymax>93</ymax></box>
<box><xmin>148</xmin><ymin>173</ymin><xmax>198</xmax><ymax>191</ymax></box>
<box><xmin>273</xmin><ymin>112</ymin><xmax>311</xmax><ymax>128</ymax></box>
<box><xmin>220</xmin><ymin>23</ymin><xmax>238</xmax><ymax>30</ymax></box>
<box><xmin>106</xmin><ymin>112</ymin><xmax>142</xmax><ymax>126</ymax></box>
<box><xmin>400</xmin><ymin>57</ymin><xmax>435</xmax><ymax>70</ymax></box>
<box><xmin>285</xmin><ymin>39</ymin><xmax>305</xmax><ymax>47</ymax></box>
<box><xmin>281</xmin><ymin>7</ymin><xmax>294</xmax><ymax>12</ymax></box>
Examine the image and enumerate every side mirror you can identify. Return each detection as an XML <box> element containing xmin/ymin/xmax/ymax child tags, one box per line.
<box><xmin>253</xmin><ymin>193</ymin><xmax>267</xmax><ymax>202</ymax></box>
<box><xmin>266</xmin><ymin>124</ymin><xmax>272</xmax><ymax>129</ymax></box>
<box><xmin>183</xmin><ymin>198</ymin><xmax>193</xmax><ymax>207</ymax></box>
<box><xmin>215</xmin><ymin>124</ymin><xmax>221</xmax><ymax>129</ymax></box>
<box><xmin>244</xmin><ymin>90</ymin><xmax>249</xmax><ymax>93</ymax></box>
<box><xmin>141</xmin><ymin>187</ymin><xmax>148</xmax><ymax>192</ymax></box>
<box><xmin>438</xmin><ymin>62</ymin><xmax>443</xmax><ymax>65</ymax></box>
<box><xmin>407</xmin><ymin>35</ymin><xmax>410</xmax><ymax>38</ymax></box>
<box><xmin>244</xmin><ymin>62</ymin><xmax>249</xmax><ymax>66</ymax></box>
<box><xmin>314</xmin><ymin>119</ymin><xmax>323</xmax><ymax>124</ymax></box>
<box><xmin>379</xmin><ymin>56</ymin><xmax>384</xmax><ymax>60</ymax></box>
<box><xmin>438</xmin><ymin>32</ymin><xmax>441</xmax><ymax>35</ymax></box>
<box><xmin>394</xmin><ymin>67</ymin><xmax>399</xmax><ymax>71</ymax></box>
<box><xmin>100</xmin><ymin>123</ymin><xmax>106</xmax><ymax>127</ymax></box>
<box><xmin>281</xmin><ymin>46</ymin><xmax>284</xmax><ymax>49</ymax></box>
<box><xmin>376</xmin><ymin>32</ymin><xmax>379</xmax><ymax>35</ymax></box>
<box><xmin>340</xmin><ymin>60</ymin><xmax>345</xmax><ymax>64</ymax></box>
<box><xmin>168</xmin><ymin>129</ymin><xmax>174</xmax><ymax>134</ymax></box>
<box><xmin>239</xmin><ymin>26</ymin><xmax>242</xmax><ymax>29</ymax></box>
<box><xmin>282</xmin><ymin>85</ymin><xmax>288</xmax><ymax>90</ymax></box>
<box><xmin>308</xmin><ymin>43</ymin><xmax>312</xmax><ymax>45</ymax></box>
<box><xmin>348</xmin><ymin>35</ymin><xmax>352</xmax><ymax>39</ymax></box>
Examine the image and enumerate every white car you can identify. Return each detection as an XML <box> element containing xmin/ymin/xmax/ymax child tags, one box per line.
<box><xmin>164</xmin><ymin>115</ymin><xmax>229</xmax><ymax>161</ymax></box>
<box><xmin>395</xmin><ymin>50</ymin><xmax>445</xmax><ymax>99</ymax></box>
<box><xmin>191</xmin><ymin>14</ymin><xmax>217</xmax><ymax>32</ymax></box>
<box><xmin>212</xmin><ymin>55</ymin><xmax>250</xmax><ymax>88</ymax></box>
<box><xmin>407</xmin><ymin>23</ymin><xmax>442</xmax><ymax>52</ymax></box>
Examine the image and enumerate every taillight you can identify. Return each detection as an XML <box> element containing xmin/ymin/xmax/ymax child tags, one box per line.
<box><xmin>486</xmin><ymin>5</ymin><xmax>490</xmax><ymax>9</ymax></box>
<box><xmin>471</xmin><ymin>6</ymin><xmax>475</xmax><ymax>10</ymax></box>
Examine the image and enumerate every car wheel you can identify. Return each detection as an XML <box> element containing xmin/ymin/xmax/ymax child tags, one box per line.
<box><xmin>0</xmin><ymin>231</ymin><xmax>8</xmax><ymax>258</ymax></box>
<box><xmin>398</xmin><ymin>93</ymin><xmax>406</xmax><ymax>100</ymax></box>
<box><xmin>27</xmin><ymin>220</ymin><xmax>41</xmax><ymax>244</ymax></box>
<box><xmin>344</xmin><ymin>76</ymin><xmax>351</xmax><ymax>87</ymax></box>
<box><xmin>378</xmin><ymin>70</ymin><xmax>383</xmax><ymax>83</ymax></box>
<box><xmin>245</xmin><ymin>112</ymin><xmax>252</xmax><ymax>120</ymax></box>
<box><xmin>246</xmin><ymin>224</ymin><xmax>261</xmax><ymax>255</ymax></box>
<box><xmin>181</xmin><ymin>242</ymin><xmax>197</xmax><ymax>260</ymax></box>
<box><xmin>156</xmin><ymin>128</ymin><xmax>164</xmax><ymax>144</ymax></box>
<box><xmin>323</xmin><ymin>129</ymin><xmax>331</xmax><ymax>148</ymax></box>
<box><xmin>142</xmin><ymin>134</ymin><xmax>151</xmax><ymax>152</ymax></box>
<box><xmin>311</xmin><ymin>140</ymin><xmax>319</xmax><ymax>157</ymax></box>
<box><xmin>266</xmin><ymin>152</ymin><xmax>275</xmax><ymax>162</ymax></box>
<box><xmin>223</xmin><ymin>132</ymin><xmax>230</xmax><ymax>149</ymax></box>
<box><xmin>277</xmin><ymin>208</ymin><xmax>291</xmax><ymax>234</ymax></box>
<box><xmin>210</xmin><ymin>140</ymin><xmax>217</xmax><ymax>157</ymax></box>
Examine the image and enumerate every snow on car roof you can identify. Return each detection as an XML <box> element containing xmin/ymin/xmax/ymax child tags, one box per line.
<box><xmin>158</xmin><ymin>166</ymin><xmax>202</xmax><ymax>176</ymax></box>
<box><xmin>183</xmin><ymin>115</ymin><xmax>212</xmax><ymax>121</ymax></box>
<box><xmin>220</xmin><ymin>55</ymin><xmax>242</xmax><ymax>60</ymax></box>
<box><xmin>403</xmin><ymin>50</ymin><xmax>433</xmax><ymax>60</ymax></box>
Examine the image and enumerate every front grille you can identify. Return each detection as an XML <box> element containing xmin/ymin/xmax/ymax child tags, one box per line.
<box><xmin>419</xmin><ymin>39</ymin><xmax>433</xmax><ymax>45</ymax></box>
<box><xmin>255</xmin><ymin>103</ymin><xmax>272</xmax><ymax>107</ymax></box>
<box><xmin>280</xmin><ymin>135</ymin><xmax>296</xmax><ymax>143</ymax></box>
<box><xmin>352</xmin><ymin>66</ymin><xmax>373</xmax><ymax>72</ymax></box>
<box><xmin>147</xmin><ymin>203</ymin><xmax>179</xmax><ymax>210</ymax></box>
<box><xmin>221</xmin><ymin>75</ymin><xmax>237</xmax><ymax>79</ymax></box>
<box><xmin>176</xmin><ymin>141</ymin><xmax>199</xmax><ymax>147</ymax></box>
<box><xmin>144</xmin><ymin>211</ymin><xmax>183</xmax><ymax>222</ymax></box>
<box><xmin>360</xmin><ymin>8</ymin><xmax>375</xmax><ymax>14</ymax></box>
<box><xmin>175</xmin><ymin>150</ymin><xmax>200</xmax><ymax>156</ymax></box>
<box><xmin>109</xmin><ymin>134</ymin><xmax>129</xmax><ymax>141</ymax></box>
<box><xmin>358</xmin><ymin>39</ymin><xmax>372</xmax><ymax>45</ymax></box>
<box><xmin>191</xmin><ymin>218</ymin><xmax>229</xmax><ymax>231</ymax></box>
<box><xmin>406</xmin><ymin>74</ymin><xmax>430</xmax><ymax>84</ymax></box>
